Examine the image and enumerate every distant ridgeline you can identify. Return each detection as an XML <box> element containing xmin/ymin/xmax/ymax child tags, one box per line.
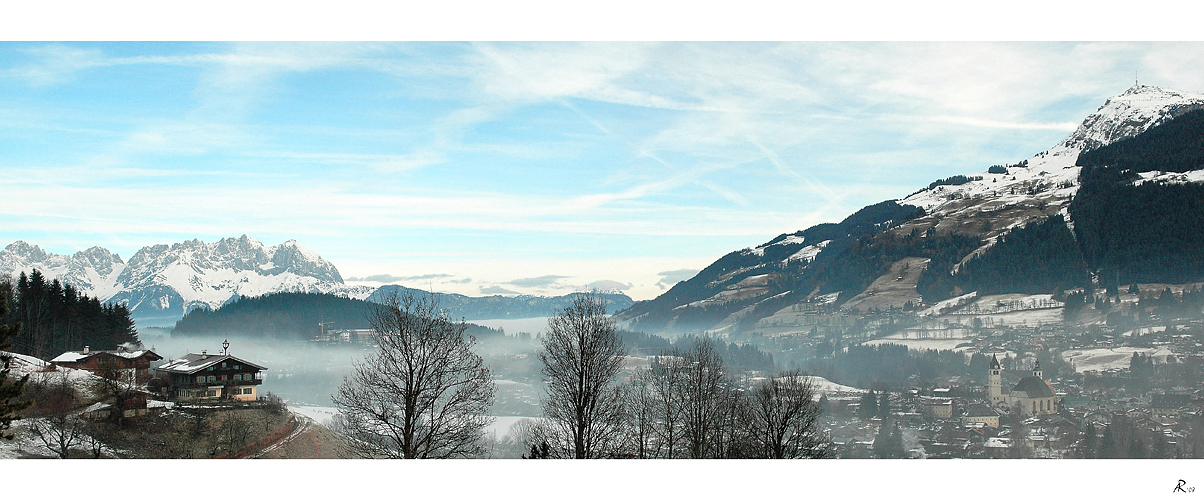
<box><xmin>367</xmin><ymin>285</ymin><xmax>635</xmax><ymax>320</ymax></box>
<box><xmin>619</xmin><ymin>200</ymin><xmax>929</xmax><ymax>333</ymax></box>
<box><xmin>172</xmin><ymin>292</ymin><xmax>503</xmax><ymax>340</ymax></box>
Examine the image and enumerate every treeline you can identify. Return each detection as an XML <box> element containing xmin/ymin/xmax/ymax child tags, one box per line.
<box><xmin>928</xmin><ymin>174</ymin><xmax>983</xmax><ymax>190</ymax></box>
<box><xmin>955</xmin><ymin>215</ymin><xmax>1090</xmax><ymax>295</ymax></box>
<box><xmin>522</xmin><ymin>336</ymin><xmax>831</xmax><ymax>459</ymax></box>
<box><xmin>1077</xmin><ymin>108</ymin><xmax>1204</xmax><ymax>173</ymax></box>
<box><xmin>173</xmin><ymin>291</ymin><xmax>502</xmax><ymax>340</ymax></box>
<box><xmin>1070</xmin><ymin>171</ymin><xmax>1204</xmax><ymax>285</ymax></box>
<box><xmin>618</xmin><ymin>330</ymin><xmax>776</xmax><ymax>372</ymax></box>
<box><xmin>809</xmin><ymin>343</ymin><xmax>987</xmax><ymax>387</ymax></box>
<box><xmin>0</xmin><ymin>270</ymin><xmax>137</xmax><ymax>359</ymax></box>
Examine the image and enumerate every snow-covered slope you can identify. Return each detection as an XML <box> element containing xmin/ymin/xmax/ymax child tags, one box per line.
<box><xmin>897</xmin><ymin>85</ymin><xmax>1204</xmax><ymax>268</ymax></box>
<box><xmin>0</xmin><ymin>235</ymin><xmax>373</xmax><ymax>325</ymax></box>
<box><xmin>618</xmin><ymin>85</ymin><xmax>1204</xmax><ymax>335</ymax></box>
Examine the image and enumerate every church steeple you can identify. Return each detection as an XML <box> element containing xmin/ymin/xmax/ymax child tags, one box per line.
<box><xmin>1033</xmin><ymin>360</ymin><xmax>1042</xmax><ymax>379</ymax></box>
<box><xmin>988</xmin><ymin>353</ymin><xmax>1003</xmax><ymax>406</ymax></box>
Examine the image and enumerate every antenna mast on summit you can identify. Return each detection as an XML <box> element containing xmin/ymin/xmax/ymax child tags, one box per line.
<box><xmin>1135</xmin><ymin>70</ymin><xmax>1139</xmax><ymax>87</ymax></box>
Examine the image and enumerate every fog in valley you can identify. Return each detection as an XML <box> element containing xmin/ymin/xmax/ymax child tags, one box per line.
<box><xmin>138</xmin><ymin>322</ymin><xmax>550</xmax><ymax>424</ymax></box>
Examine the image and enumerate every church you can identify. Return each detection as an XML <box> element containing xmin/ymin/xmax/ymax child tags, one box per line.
<box><xmin>987</xmin><ymin>353</ymin><xmax>1058</xmax><ymax>417</ymax></box>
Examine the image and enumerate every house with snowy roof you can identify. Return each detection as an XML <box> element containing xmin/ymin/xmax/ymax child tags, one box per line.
<box><xmin>155</xmin><ymin>340</ymin><xmax>266</xmax><ymax>402</ymax></box>
<box><xmin>50</xmin><ymin>345</ymin><xmax>163</xmax><ymax>385</ymax></box>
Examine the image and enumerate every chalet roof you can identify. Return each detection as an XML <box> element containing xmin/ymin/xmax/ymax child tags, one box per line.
<box><xmin>51</xmin><ymin>349</ymin><xmax>162</xmax><ymax>364</ymax></box>
<box><xmin>962</xmin><ymin>404</ymin><xmax>1000</xmax><ymax>418</ymax></box>
<box><xmin>157</xmin><ymin>353</ymin><xmax>267</xmax><ymax>375</ymax></box>
<box><xmin>1012</xmin><ymin>376</ymin><xmax>1056</xmax><ymax>399</ymax></box>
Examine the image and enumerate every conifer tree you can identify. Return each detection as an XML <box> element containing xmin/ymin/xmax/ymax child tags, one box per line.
<box><xmin>1</xmin><ymin>285</ymin><xmax>31</xmax><ymax>440</ymax></box>
<box><xmin>858</xmin><ymin>390</ymin><xmax>878</xmax><ymax>420</ymax></box>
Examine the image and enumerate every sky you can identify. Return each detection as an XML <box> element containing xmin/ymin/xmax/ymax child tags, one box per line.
<box><xmin>3</xmin><ymin>36</ymin><xmax>1204</xmax><ymax>300</ymax></box>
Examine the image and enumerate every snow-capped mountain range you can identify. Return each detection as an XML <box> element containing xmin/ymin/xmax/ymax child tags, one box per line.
<box><xmin>0</xmin><ymin>235</ymin><xmax>373</xmax><ymax>326</ymax></box>
<box><xmin>616</xmin><ymin>85</ymin><xmax>1204</xmax><ymax>334</ymax></box>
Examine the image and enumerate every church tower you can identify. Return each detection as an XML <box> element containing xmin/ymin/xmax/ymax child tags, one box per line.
<box><xmin>988</xmin><ymin>353</ymin><xmax>1004</xmax><ymax>407</ymax></box>
<box><xmin>1033</xmin><ymin>360</ymin><xmax>1042</xmax><ymax>379</ymax></box>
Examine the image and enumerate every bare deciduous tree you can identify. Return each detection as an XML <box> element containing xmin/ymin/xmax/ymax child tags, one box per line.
<box><xmin>539</xmin><ymin>292</ymin><xmax>626</xmax><ymax>458</ymax></box>
<box><xmin>679</xmin><ymin>337</ymin><xmax>729</xmax><ymax>458</ymax></box>
<box><xmin>29</xmin><ymin>372</ymin><xmax>85</xmax><ymax>459</ymax></box>
<box><xmin>333</xmin><ymin>291</ymin><xmax>495</xmax><ymax>458</ymax></box>
<box><xmin>748</xmin><ymin>370</ymin><xmax>832</xmax><ymax>458</ymax></box>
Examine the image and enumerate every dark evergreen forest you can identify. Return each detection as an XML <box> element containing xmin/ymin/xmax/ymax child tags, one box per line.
<box><xmin>172</xmin><ymin>291</ymin><xmax>503</xmax><ymax>340</ymax></box>
<box><xmin>955</xmin><ymin>215</ymin><xmax>1091</xmax><ymax>295</ymax></box>
<box><xmin>808</xmin><ymin>343</ymin><xmax>991</xmax><ymax>388</ymax></box>
<box><xmin>0</xmin><ymin>269</ymin><xmax>138</xmax><ymax>359</ymax></box>
<box><xmin>1077</xmin><ymin>108</ymin><xmax>1204</xmax><ymax>173</ymax></box>
<box><xmin>1070</xmin><ymin>108</ymin><xmax>1204</xmax><ymax>287</ymax></box>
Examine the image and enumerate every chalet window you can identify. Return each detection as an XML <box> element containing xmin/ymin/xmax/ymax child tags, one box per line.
<box><xmin>222</xmin><ymin>362</ymin><xmax>227</xmax><ymax>368</ymax></box>
<box><xmin>219</xmin><ymin>375</ymin><xmax>226</xmax><ymax>381</ymax></box>
<box><xmin>196</xmin><ymin>375</ymin><xmax>205</xmax><ymax>383</ymax></box>
<box><xmin>243</xmin><ymin>388</ymin><xmax>253</xmax><ymax>394</ymax></box>
<box><xmin>207</xmin><ymin>375</ymin><xmax>216</xmax><ymax>383</ymax></box>
<box><xmin>207</xmin><ymin>366</ymin><xmax>215</xmax><ymax>371</ymax></box>
<box><xmin>234</xmin><ymin>365</ymin><xmax>241</xmax><ymax>369</ymax></box>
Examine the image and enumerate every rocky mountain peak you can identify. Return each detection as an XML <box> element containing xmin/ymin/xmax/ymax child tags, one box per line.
<box><xmin>3</xmin><ymin>241</ymin><xmax>48</xmax><ymax>262</ymax></box>
<box><xmin>1059</xmin><ymin>85</ymin><xmax>1204</xmax><ymax>152</ymax></box>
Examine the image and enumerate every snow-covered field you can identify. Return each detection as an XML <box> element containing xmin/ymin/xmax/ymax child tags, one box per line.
<box><xmin>289</xmin><ymin>404</ymin><xmax>341</xmax><ymax>427</ymax></box>
<box><xmin>285</xmin><ymin>403</ymin><xmax>538</xmax><ymax>443</ymax></box>
<box><xmin>863</xmin><ymin>338</ymin><xmax>975</xmax><ymax>352</ymax></box>
<box><xmin>1061</xmin><ymin>347</ymin><xmax>1174</xmax><ymax>373</ymax></box>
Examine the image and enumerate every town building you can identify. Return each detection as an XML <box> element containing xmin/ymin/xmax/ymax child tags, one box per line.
<box><xmin>961</xmin><ymin>403</ymin><xmax>1002</xmax><ymax>428</ymax></box>
<box><xmin>987</xmin><ymin>354</ymin><xmax>1058</xmax><ymax>417</ymax></box>
<box><xmin>154</xmin><ymin>340</ymin><xmax>267</xmax><ymax>402</ymax></box>
<box><xmin>49</xmin><ymin>345</ymin><xmax>163</xmax><ymax>384</ymax></box>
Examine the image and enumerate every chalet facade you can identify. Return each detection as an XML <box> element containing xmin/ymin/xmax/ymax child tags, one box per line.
<box><xmin>50</xmin><ymin>346</ymin><xmax>163</xmax><ymax>384</ymax></box>
<box><xmin>155</xmin><ymin>349</ymin><xmax>267</xmax><ymax>402</ymax></box>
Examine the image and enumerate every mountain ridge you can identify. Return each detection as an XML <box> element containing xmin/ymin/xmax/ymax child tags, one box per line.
<box><xmin>615</xmin><ymin>85</ymin><xmax>1204</xmax><ymax>335</ymax></box>
<box><xmin>0</xmin><ymin>235</ymin><xmax>371</xmax><ymax>326</ymax></box>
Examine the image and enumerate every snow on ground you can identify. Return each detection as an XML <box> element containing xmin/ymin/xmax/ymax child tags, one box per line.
<box><xmin>289</xmin><ymin>404</ymin><xmax>341</xmax><ymax>427</ymax></box>
<box><xmin>863</xmin><ymin>338</ymin><xmax>975</xmax><ymax>352</ymax></box>
<box><xmin>786</xmin><ymin>240</ymin><xmax>829</xmax><ymax>263</ymax></box>
<box><xmin>945</xmin><ymin>308</ymin><xmax>1066</xmax><ymax>327</ymax></box>
<box><xmin>919</xmin><ymin>292</ymin><xmax>977</xmax><ymax>317</ymax></box>
<box><xmin>0</xmin><ymin>419</ymin><xmax>63</xmax><ymax>459</ymax></box>
<box><xmin>781</xmin><ymin>375</ymin><xmax>866</xmax><ymax>395</ymax></box>
<box><xmin>1061</xmin><ymin>346</ymin><xmax>1174</xmax><ymax>373</ymax></box>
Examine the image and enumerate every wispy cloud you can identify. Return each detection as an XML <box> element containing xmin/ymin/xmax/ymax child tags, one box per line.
<box><xmin>506</xmin><ymin>275</ymin><xmax>570</xmax><ymax>287</ymax></box>
<box><xmin>656</xmin><ymin>269</ymin><xmax>699</xmax><ymax>289</ymax></box>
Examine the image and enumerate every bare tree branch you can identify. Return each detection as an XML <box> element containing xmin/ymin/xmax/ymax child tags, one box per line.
<box><xmin>333</xmin><ymin>290</ymin><xmax>495</xmax><ymax>458</ymax></box>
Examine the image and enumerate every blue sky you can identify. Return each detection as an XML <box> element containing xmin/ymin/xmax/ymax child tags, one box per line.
<box><xmin>3</xmin><ymin>41</ymin><xmax>1204</xmax><ymax>300</ymax></box>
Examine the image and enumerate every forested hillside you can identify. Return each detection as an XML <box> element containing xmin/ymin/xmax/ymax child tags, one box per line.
<box><xmin>954</xmin><ymin>215</ymin><xmax>1090</xmax><ymax>296</ymax></box>
<box><xmin>173</xmin><ymin>292</ymin><xmax>503</xmax><ymax>340</ymax></box>
<box><xmin>1070</xmin><ymin>109</ymin><xmax>1204</xmax><ymax>287</ymax></box>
